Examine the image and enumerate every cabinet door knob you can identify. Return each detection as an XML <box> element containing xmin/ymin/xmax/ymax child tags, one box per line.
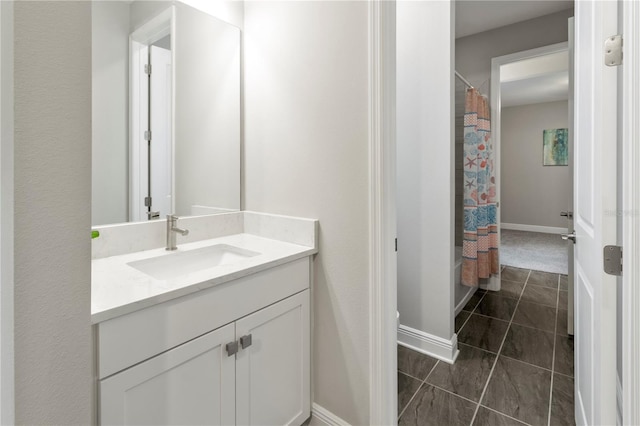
<box><xmin>226</xmin><ymin>341</ymin><xmax>238</xmax><ymax>356</ymax></box>
<box><xmin>240</xmin><ymin>334</ymin><xmax>253</xmax><ymax>349</ymax></box>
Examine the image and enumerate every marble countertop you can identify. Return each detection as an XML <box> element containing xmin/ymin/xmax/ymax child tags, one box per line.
<box><xmin>91</xmin><ymin>233</ymin><xmax>316</xmax><ymax>324</ymax></box>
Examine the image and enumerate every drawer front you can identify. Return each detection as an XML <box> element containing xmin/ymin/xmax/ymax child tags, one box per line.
<box><xmin>98</xmin><ymin>257</ymin><xmax>310</xmax><ymax>379</ymax></box>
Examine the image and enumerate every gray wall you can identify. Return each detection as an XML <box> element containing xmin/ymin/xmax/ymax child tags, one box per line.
<box><xmin>14</xmin><ymin>2</ymin><xmax>92</xmax><ymax>424</ymax></box>
<box><xmin>243</xmin><ymin>2</ymin><xmax>370</xmax><ymax>423</ymax></box>
<box><xmin>501</xmin><ymin>101</ymin><xmax>570</xmax><ymax>228</ymax></box>
<box><xmin>456</xmin><ymin>8</ymin><xmax>573</xmax><ymax>90</ymax></box>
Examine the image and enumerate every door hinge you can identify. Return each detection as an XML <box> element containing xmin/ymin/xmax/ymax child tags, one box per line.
<box><xmin>144</xmin><ymin>63</ymin><xmax>152</xmax><ymax>75</ymax></box>
<box><xmin>604</xmin><ymin>35</ymin><xmax>623</xmax><ymax>66</ymax></box>
<box><xmin>144</xmin><ymin>196</ymin><xmax>152</xmax><ymax>207</ymax></box>
<box><xmin>144</xmin><ymin>130</ymin><xmax>152</xmax><ymax>141</ymax></box>
<box><xmin>560</xmin><ymin>211</ymin><xmax>574</xmax><ymax>219</ymax></box>
<box><xmin>603</xmin><ymin>245</ymin><xmax>622</xmax><ymax>276</ymax></box>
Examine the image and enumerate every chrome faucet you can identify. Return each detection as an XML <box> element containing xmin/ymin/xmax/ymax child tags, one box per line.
<box><xmin>166</xmin><ymin>214</ymin><xmax>189</xmax><ymax>251</ymax></box>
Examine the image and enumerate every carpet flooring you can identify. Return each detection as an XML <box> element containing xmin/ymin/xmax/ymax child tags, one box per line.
<box><xmin>500</xmin><ymin>229</ymin><xmax>569</xmax><ymax>274</ymax></box>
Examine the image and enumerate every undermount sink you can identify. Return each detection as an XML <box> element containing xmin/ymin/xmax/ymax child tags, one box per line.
<box><xmin>127</xmin><ymin>244</ymin><xmax>261</xmax><ymax>280</ymax></box>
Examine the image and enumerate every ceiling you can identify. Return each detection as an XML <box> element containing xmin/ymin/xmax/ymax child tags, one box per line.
<box><xmin>500</xmin><ymin>50</ymin><xmax>569</xmax><ymax>107</ymax></box>
<box><xmin>456</xmin><ymin>0</ymin><xmax>574</xmax><ymax>39</ymax></box>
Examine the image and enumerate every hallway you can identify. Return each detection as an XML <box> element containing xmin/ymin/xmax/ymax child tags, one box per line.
<box><xmin>398</xmin><ymin>267</ymin><xmax>574</xmax><ymax>426</ymax></box>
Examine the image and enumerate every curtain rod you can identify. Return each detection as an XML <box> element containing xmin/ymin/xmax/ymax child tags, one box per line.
<box><xmin>455</xmin><ymin>71</ymin><xmax>474</xmax><ymax>89</ymax></box>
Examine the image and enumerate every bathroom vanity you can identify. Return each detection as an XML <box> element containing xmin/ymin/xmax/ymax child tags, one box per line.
<box><xmin>92</xmin><ymin>212</ymin><xmax>318</xmax><ymax>425</ymax></box>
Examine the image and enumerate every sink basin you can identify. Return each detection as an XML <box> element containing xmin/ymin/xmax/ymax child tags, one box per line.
<box><xmin>127</xmin><ymin>244</ymin><xmax>261</xmax><ymax>280</ymax></box>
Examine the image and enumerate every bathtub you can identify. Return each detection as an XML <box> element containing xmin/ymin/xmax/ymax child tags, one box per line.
<box><xmin>454</xmin><ymin>246</ymin><xmax>477</xmax><ymax>315</ymax></box>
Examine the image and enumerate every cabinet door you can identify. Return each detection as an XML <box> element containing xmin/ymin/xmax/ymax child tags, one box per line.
<box><xmin>100</xmin><ymin>323</ymin><xmax>235</xmax><ymax>425</ymax></box>
<box><xmin>236</xmin><ymin>290</ymin><xmax>310</xmax><ymax>426</ymax></box>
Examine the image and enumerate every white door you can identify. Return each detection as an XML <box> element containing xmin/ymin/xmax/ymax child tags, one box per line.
<box><xmin>130</xmin><ymin>42</ymin><xmax>150</xmax><ymax>222</ymax></box>
<box><xmin>573</xmin><ymin>1</ymin><xmax>618</xmax><ymax>425</ymax></box>
<box><xmin>149</xmin><ymin>45</ymin><xmax>173</xmax><ymax>218</ymax></box>
<box><xmin>100</xmin><ymin>323</ymin><xmax>236</xmax><ymax>425</ymax></box>
<box><xmin>567</xmin><ymin>17</ymin><xmax>575</xmax><ymax>336</ymax></box>
<box><xmin>235</xmin><ymin>291</ymin><xmax>310</xmax><ymax>426</ymax></box>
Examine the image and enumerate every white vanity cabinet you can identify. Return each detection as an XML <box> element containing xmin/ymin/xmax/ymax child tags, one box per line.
<box><xmin>236</xmin><ymin>291</ymin><xmax>310</xmax><ymax>425</ymax></box>
<box><xmin>100</xmin><ymin>323</ymin><xmax>236</xmax><ymax>425</ymax></box>
<box><xmin>96</xmin><ymin>257</ymin><xmax>311</xmax><ymax>426</ymax></box>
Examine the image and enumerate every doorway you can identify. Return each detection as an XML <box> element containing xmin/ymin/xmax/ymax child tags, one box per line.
<box><xmin>374</xmin><ymin>1</ymin><xmax>638</xmax><ymax>425</ymax></box>
<box><xmin>396</xmin><ymin>3</ymin><xmax>578</xmax><ymax>425</ymax></box>
<box><xmin>491</xmin><ymin>43</ymin><xmax>573</xmax><ymax>339</ymax></box>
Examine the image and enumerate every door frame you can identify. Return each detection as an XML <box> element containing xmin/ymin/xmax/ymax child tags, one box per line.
<box><xmin>368</xmin><ymin>0</ymin><xmax>397</xmax><ymax>424</ymax></box>
<box><xmin>622</xmin><ymin>1</ymin><xmax>640</xmax><ymax>424</ymax></box>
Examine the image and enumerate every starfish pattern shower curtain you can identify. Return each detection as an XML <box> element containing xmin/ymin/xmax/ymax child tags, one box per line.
<box><xmin>461</xmin><ymin>88</ymin><xmax>499</xmax><ymax>287</ymax></box>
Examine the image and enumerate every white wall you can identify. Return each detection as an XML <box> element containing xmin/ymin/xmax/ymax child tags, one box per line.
<box><xmin>92</xmin><ymin>1</ymin><xmax>130</xmax><ymax>226</ymax></box>
<box><xmin>14</xmin><ymin>2</ymin><xmax>92</xmax><ymax>424</ymax></box>
<box><xmin>501</xmin><ymin>101</ymin><xmax>570</xmax><ymax>228</ymax></box>
<box><xmin>456</xmin><ymin>8</ymin><xmax>573</xmax><ymax>90</ymax></box>
<box><xmin>397</xmin><ymin>1</ymin><xmax>455</xmax><ymax>349</ymax></box>
<box><xmin>243</xmin><ymin>2</ymin><xmax>370</xmax><ymax>423</ymax></box>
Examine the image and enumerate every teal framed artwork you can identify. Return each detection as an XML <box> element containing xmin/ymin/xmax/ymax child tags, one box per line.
<box><xmin>543</xmin><ymin>128</ymin><xmax>569</xmax><ymax>166</ymax></box>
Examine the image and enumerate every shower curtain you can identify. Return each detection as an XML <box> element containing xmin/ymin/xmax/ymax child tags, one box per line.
<box><xmin>461</xmin><ymin>88</ymin><xmax>499</xmax><ymax>287</ymax></box>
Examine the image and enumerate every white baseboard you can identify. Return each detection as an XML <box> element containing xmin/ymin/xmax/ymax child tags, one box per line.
<box><xmin>455</xmin><ymin>286</ymin><xmax>476</xmax><ymax>315</ymax></box>
<box><xmin>311</xmin><ymin>403</ymin><xmax>351</xmax><ymax>426</ymax></box>
<box><xmin>617</xmin><ymin>374</ymin><xmax>623</xmax><ymax>426</ymax></box>
<box><xmin>501</xmin><ymin>222</ymin><xmax>566</xmax><ymax>234</ymax></box>
<box><xmin>398</xmin><ymin>325</ymin><xmax>460</xmax><ymax>364</ymax></box>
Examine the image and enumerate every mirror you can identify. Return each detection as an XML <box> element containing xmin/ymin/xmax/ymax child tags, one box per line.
<box><xmin>92</xmin><ymin>1</ymin><xmax>241</xmax><ymax>226</ymax></box>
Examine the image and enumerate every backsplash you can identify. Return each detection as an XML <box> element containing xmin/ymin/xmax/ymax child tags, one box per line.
<box><xmin>91</xmin><ymin>211</ymin><xmax>318</xmax><ymax>259</ymax></box>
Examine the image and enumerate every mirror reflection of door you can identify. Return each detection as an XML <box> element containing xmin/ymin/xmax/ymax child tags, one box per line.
<box><xmin>148</xmin><ymin>42</ymin><xmax>172</xmax><ymax>221</ymax></box>
<box><xmin>131</xmin><ymin>32</ymin><xmax>172</xmax><ymax>223</ymax></box>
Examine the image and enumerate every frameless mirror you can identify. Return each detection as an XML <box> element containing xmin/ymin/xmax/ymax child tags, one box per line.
<box><xmin>92</xmin><ymin>1</ymin><xmax>240</xmax><ymax>226</ymax></box>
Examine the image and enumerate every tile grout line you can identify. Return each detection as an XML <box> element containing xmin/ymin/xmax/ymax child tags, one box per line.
<box><xmin>398</xmin><ymin>370</ymin><xmax>427</xmax><ymax>383</ymax></box>
<box><xmin>470</xmin><ymin>290</ymin><xmax>488</xmax><ymax>316</ymax></box>
<box><xmin>499</xmin><ymin>354</ymin><xmax>554</xmax><ymax>373</ymax></box>
<box><xmin>547</xmin><ymin>274</ymin><xmax>562</xmax><ymax>426</ymax></box>
<box><xmin>424</xmin><ymin>381</ymin><xmax>479</xmax><ymax>406</ymax></box>
<box><xmin>458</xmin><ymin>289</ymin><xmax>489</xmax><ymax>332</ymax></box>
<box><xmin>468</xmin><ymin>269</ymin><xmax>532</xmax><ymax>425</ymax></box>
<box><xmin>479</xmin><ymin>404</ymin><xmax>534</xmax><ymax>426</ymax></box>
<box><xmin>398</xmin><ymin>360</ymin><xmax>441</xmax><ymax>420</ymax></box>
<box><xmin>554</xmin><ymin>370</ymin><xmax>574</xmax><ymax>379</ymax></box>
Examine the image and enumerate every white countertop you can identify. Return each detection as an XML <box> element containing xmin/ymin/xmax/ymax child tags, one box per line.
<box><xmin>91</xmin><ymin>233</ymin><xmax>316</xmax><ymax>324</ymax></box>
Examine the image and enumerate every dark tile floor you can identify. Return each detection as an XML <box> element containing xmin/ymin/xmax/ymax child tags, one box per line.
<box><xmin>398</xmin><ymin>266</ymin><xmax>574</xmax><ymax>426</ymax></box>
